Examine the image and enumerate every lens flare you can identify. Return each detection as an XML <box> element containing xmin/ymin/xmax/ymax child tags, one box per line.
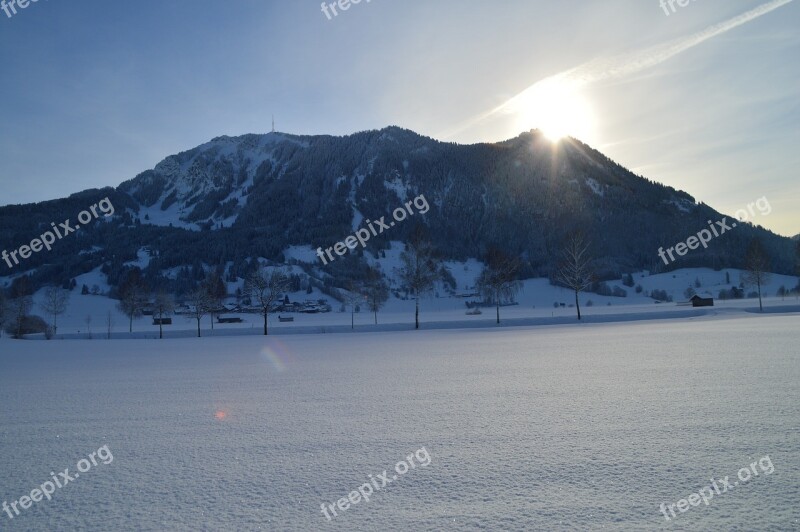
<box><xmin>260</xmin><ymin>340</ymin><xmax>293</xmax><ymax>373</ymax></box>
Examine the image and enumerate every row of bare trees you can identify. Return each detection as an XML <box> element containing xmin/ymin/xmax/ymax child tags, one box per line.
<box><xmin>394</xmin><ymin>234</ymin><xmax>587</xmax><ymax>326</ymax></box>
<box><xmin>226</xmin><ymin>266</ymin><xmax>388</xmax><ymax>336</ymax></box>
<box><xmin>0</xmin><ymin>278</ymin><xmax>68</xmax><ymax>339</ymax></box>
<box><xmin>339</xmin><ymin>269</ymin><xmax>391</xmax><ymax>329</ymax></box>
<box><xmin>117</xmin><ymin>282</ymin><xmax>178</xmax><ymax>339</ymax></box>
<box><xmin>0</xmin><ymin>285</ymin><xmax>77</xmax><ymax>339</ymax></box>
<box><xmin>552</xmin><ymin>232</ymin><xmax>784</xmax><ymax>319</ymax></box>
<box><xmin>115</xmin><ymin>267</ymin><xmax>228</xmax><ymax>338</ymax></box>
<box><xmin>170</xmin><ymin>271</ymin><xmax>229</xmax><ymax>338</ymax></box>
<box><xmin>2</xmin><ymin>233</ymin><xmax>794</xmax><ymax>340</ymax></box>
<box><xmin>406</xmin><ymin>231</ymin><xmax>792</xmax><ymax>325</ymax></box>
<box><xmin>394</xmin><ymin>231</ymin><xmax>594</xmax><ymax>326</ymax></box>
<box><xmin>556</xmin><ymin>232</ymin><xmax>787</xmax><ymax>318</ymax></box>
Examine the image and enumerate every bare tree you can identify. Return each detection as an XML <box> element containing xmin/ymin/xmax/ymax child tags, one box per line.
<box><xmin>203</xmin><ymin>268</ymin><xmax>227</xmax><ymax>330</ymax></box>
<box><xmin>10</xmin><ymin>296</ymin><xmax>33</xmax><ymax>339</ymax></box>
<box><xmin>106</xmin><ymin>310</ymin><xmax>114</xmax><ymax>340</ymax></box>
<box><xmin>476</xmin><ymin>248</ymin><xmax>523</xmax><ymax>324</ymax></box>
<box><xmin>343</xmin><ymin>283</ymin><xmax>363</xmax><ymax>330</ymax></box>
<box><xmin>186</xmin><ymin>288</ymin><xmax>211</xmax><ymax>338</ymax></box>
<box><xmin>6</xmin><ymin>277</ymin><xmax>33</xmax><ymax>339</ymax></box>
<box><xmin>741</xmin><ymin>238</ymin><xmax>772</xmax><ymax>312</ymax></box>
<box><xmin>85</xmin><ymin>315</ymin><xmax>93</xmax><ymax>340</ymax></box>
<box><xmin>117</xmin><ymin>271</ymin><xmax>148</xmax><ymax>333</ymax></box>
<box><xmin>363</xmin><ymin>269</ymin><xmax>389</xmax><ymax>325</ymax></box>
<box><xmin>557</xmin><ymin>233</ymin><xmax>594</xmax><ymax>320</ymax></box>
<box><xmin>398</xmin><ymin>237</ymin><xmax>440</xmax><ymax>330</ymax></box>
<box><xmin>40</xmin><ymin>286</ymin><xmax>70</xmax><ymax>336</ymax></box>
<box><xmin>246</xmin><ymin>267</ymin><xmax>290</xmax><ymax>335</ymax></box>
<box><xmin>153</xmin><ymin>292</ymin><xmax>176</xmax><ymax>339</ymax></box>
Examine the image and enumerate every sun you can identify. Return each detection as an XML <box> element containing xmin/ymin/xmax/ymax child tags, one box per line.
<box><xmin>512</xmin><ymin>79</ymin><xmax>596</xmax><ymax>142</ymax></box>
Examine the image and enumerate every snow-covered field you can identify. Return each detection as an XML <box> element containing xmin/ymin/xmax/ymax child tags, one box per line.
<box><xmin>1</xmin><ymin>312</ymin><xmax>798</xmax><ymax>530</ymax></box>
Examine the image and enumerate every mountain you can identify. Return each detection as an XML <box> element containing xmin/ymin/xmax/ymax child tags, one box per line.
<box><xmin>0</xmin><ymin>126</ymin><xmax>795</xmax><ymax>297</ymax></box>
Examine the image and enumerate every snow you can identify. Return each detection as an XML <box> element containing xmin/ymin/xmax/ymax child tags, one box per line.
<box><xmin>439</xmin><ymin>258</ymin><xmax>485</xmax><ymax>294</ymax></box>
<box><xmin>73</xmin><ymin>267</ymin><xmax>112</xmax><ymax>296</ymax></box>
<box><xmin>3</xmin><ymin>266</ymin><xmax>798</xmax><ymax>339</ymax></box>
<box><xmin>124</xmin><ymin>248</ymin><xmax>152</xmax><ymax>269</ymax></box>
<box><xmin>79</xmin><ymin>246</ymin><xmax>103</xmax><ymax>256</ymax></box>
<box><xmin>665</xmin><ymin>197</ymin><xmax>695</xmax><ymax>213</ymax></box>
<box><xmin>585</xmin><ymin>177</ymin><xmax>604</xmax><ymax>196</ymax></box>
<box><xmin>351</xmin><ymin>208</ymin><xmax>364</xmax><ymax>232</ymax></box>
<box><xmin>1</xmin><ymin>313</ymin><xmax>798</xmax><ymax>530</ymax></box>
<box><xmin>133</xmin><ymin>133</ymin><xmax>305</xmax><ymax>231</ymax></box>
<box><xmin>283</xmin><ymin>245</ymin><xmax>319</xmax><ymax>264</ymax></box>
<box><xmin>384</xmin><ymin>175</ymin><xmax>408</xmax><ymax>202</ymax></box>
<box><xmin>136</xmin><ymin>201</ymin><xmax>200</xmax><ymax>231</ymax></box>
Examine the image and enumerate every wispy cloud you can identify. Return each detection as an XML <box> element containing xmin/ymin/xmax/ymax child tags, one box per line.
<box><xmin>441</xmin><ymin>0</ymin><xmax>794</xmax><ymax>139</ymax></box>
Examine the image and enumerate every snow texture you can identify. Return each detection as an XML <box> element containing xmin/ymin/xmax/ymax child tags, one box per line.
<box><xmin>1</xmin><ymin>314</ymin><xmax>798</xmax><ymax>530</ymax></box>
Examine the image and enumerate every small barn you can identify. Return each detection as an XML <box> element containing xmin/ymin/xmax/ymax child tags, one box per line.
<box><xmin>690</xmin><ymin>294</ymin><xmax>714</xmax><ymax>307</ymax></box>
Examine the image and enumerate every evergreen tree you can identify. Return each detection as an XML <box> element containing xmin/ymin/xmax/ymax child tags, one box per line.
<box><xmin>203</xmin><ymin>267</ymin><xmax>227</xmax><ymax>330</ymax></box>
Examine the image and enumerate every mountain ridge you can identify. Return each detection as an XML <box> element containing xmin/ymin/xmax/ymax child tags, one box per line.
<box><xmin>0</xmin><ymin>126</ymin><xmax>795</xmax><ymax>297</ymax></box>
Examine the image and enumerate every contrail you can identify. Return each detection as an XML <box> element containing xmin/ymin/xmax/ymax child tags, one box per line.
<box><xmin>440</xmin><ymin>0</ymin><xmax>794</xmax><ymax>139</ymax></box>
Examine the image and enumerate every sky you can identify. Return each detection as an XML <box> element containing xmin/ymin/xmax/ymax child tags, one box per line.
<box><xmin>0</xmin><ymin>0</ymin><xmax>798</xmax><ymax>236</ymax></box>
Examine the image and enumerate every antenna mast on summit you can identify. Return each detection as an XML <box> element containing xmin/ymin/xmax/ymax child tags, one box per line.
<box><xmin>272</xmin><ymin>115</ymin><xmax>275</xmax><ymax>133</ymax></box>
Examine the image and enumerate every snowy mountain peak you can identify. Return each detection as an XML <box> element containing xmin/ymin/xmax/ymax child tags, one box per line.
<box><xmin>119</xmin><ymin>132</ymin><xmax>312</xmax><ymax>230</ymax></box>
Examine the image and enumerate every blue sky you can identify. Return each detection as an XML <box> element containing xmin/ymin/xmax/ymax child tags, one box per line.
<box><xmin>0</xmin><ymin>0</ymin><xmax>798</xmax><ymax>235</ymax></box>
